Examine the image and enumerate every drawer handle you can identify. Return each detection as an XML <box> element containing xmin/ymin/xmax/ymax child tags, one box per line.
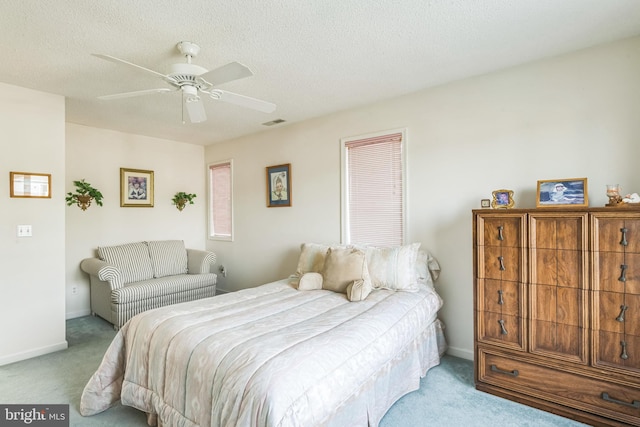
<box><xmin>498</xmin><ymin>256</ymin><xmax>505</xmax><ymax>271</ymax></box>
<box><xmin>621</xmin><ymin>341</ymin><xmax>629</xmax><ymax>360</ymax></box>
<box><xmin>497</xmin><ymin>289</ymin><xmax>504</xmax><ymax>305</ymax></box>
<box><xmin>620</xmin><ymin>227</ymin><xmax>628</xmax><ymax>247</ymax></box>
<box><xmin>490</xmin><ymin>364</ymin><xmax>519</xmax><ymax>377</ymax></box>
<box><xmin>497</xmin><ymin>226</ymin><xmax>504</xmax><ymax>241</ymax></box>
<box><xmin>498</xmin><ymin>319</ymin><xmax>508</xmax><ymax>335</ymax></box>
<box><xmin>601</xmin><ymin>392</ymin><xmax>640</xmax><ymax>409</ymax></box>
<box><xmin>619</xmin><ymin>264</ymin><xmax>627</xmax><ymax>282</ymax></box>
<box><xmin>616</xmin><ymin>305</ymin><xmax>628</xmax><ymax>323</ymax></box>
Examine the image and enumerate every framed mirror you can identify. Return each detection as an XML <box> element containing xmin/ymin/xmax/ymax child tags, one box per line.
<box><xmin>10</xmin><ymin>172</ymin><xmax>51</xmax><ymax>198</ymax></box>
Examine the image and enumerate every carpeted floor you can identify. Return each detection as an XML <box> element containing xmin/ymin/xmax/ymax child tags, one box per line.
<box><xmin>0</xmin><ymin>315</ymin><xmax>587</xmax><ymax>426</ymax></box>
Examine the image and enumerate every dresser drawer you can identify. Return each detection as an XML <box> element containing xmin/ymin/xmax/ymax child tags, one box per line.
<box><xmin>478</xmin><ymin>348</ymin><xmax>640</xmax><ymax>424</ymax></box>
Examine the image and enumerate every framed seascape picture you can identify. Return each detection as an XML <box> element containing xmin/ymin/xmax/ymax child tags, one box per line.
<box><xmin>491</xmin><ymin>189</ymin><xmax>515</xmax><ymax>209</ymax></box>
<box><xmin>120</xmin><ymin>168</ymin><xmax>154</xmax><ymax>207</ymax></box>
<box><xmin>266</xmin><ymin>163</ymin><xmax>291</xmax><ymax>207</ymax></box>
<box><xmin>536</xmin><ymin>178</ymin><xmax>588</xmax><ymax>208</ymax></box>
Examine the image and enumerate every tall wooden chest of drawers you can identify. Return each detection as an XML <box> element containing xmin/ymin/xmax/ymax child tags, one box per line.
<box><xmin>473</xmin><ymin>208</ymin><xmax>640</xmax><ymax>426</ymax></box>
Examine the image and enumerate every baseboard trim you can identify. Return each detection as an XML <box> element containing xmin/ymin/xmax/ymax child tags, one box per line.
<box><xmin>66</xmin><ymin>309</ymin><xmax>92</xmax><ymax>320</ymax></box>
<box><xmin>0</xmin><ymin>341</ymin><xmax>68</xmax><ymax>366</ymax></box>
<box><xmin>446</xmin><ymin>346</ymin><xmax>473</xmax><ymax>361</ymax></box>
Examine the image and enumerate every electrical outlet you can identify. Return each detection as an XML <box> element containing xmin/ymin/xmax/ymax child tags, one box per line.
<box><xmin>71</xmin><ymin>286</ymin><xmax>78</xmax><ymax>295</ymax></box>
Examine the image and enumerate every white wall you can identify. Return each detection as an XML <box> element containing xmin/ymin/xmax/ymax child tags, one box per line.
<box><xmin>0</xmin><ymin>83</ymin><xmax>67</xmax><ymax>365</ymax></box>
<box><xmin>205</xmin><ymin>36</ymin><xmax>640</xmax><ymax>360</ymax></box>
<box><xmin>65</xmin><ymin>124</ymin><xmax>209</xmax><ymax>318</ymax></box>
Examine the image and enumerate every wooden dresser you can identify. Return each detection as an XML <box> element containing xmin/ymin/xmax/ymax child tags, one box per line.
<box><xmin>473</xmin><ymin>208</ymin><xmax>640</xmax><ymax>426</ymax></box>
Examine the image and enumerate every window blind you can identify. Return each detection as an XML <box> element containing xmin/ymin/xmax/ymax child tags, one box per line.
<box><xmin>209</xmin><ymin>161</ymin><xmax>232</xmax><ymax>238</ymax></box>
<box><xmin>345</xmin><ymin>132</ymin><xmax>403</xmax><ymax>246</ymax></box>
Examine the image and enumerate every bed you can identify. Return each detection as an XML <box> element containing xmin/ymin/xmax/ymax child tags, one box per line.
<box><xmin>80</xmin><ymin>243</ymin><xmax>447</xmax><ymax>427</ymax></box>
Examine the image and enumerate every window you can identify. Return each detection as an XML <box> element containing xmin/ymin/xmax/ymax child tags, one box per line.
<box><xmin>208</xmin><ymin>160</ymin><xmax>233</xmax><ymax>241</ymax></box>
<box><xmin>341</xmin><ymin>129</ymin><xmax>406</xmax><ymax>246</ymax></box>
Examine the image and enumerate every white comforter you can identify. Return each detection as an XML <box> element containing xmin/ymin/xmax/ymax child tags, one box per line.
<box><xmin>81</xmin><ymin>280</ymin><xmax>444</xmax><ymax>427</ymax></box>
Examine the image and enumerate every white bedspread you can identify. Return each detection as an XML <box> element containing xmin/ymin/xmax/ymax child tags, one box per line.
<box><xmin>81</xmin><ymin>279</ymin><xmax>445</xmax><ymax>427</ymax></box>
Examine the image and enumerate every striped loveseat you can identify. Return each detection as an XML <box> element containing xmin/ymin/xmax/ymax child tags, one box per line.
<box><xmin>80</xmin><ymin>240</ymin><xmax>217</xmax><ymax>329</ymax></box>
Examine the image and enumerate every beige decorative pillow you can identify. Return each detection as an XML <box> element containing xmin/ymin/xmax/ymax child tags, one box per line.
<box><xmin>366</xmin><ymin>243</ymin><xmax>421</xmax><ymax>291</ymax></box>
<box><xmin>298</xmin><ymin>272</ymin><xmax>323</xmax><ymax>290</ymax></box>
<box><xmin>322</xmin><ymin>246</ymin><xmax>371</xmax><ymax>294</ymax></box>
<box><xmin>291</xmin><ymin>243</ymin><xmax>330</xmax><ymax>285</ymax></box>
<box><xmin>346</xmin><ymin>279</ymin><xmax>372</xmax><ymax>302</ymax></box>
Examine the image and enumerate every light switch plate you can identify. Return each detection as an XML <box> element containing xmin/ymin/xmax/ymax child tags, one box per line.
<box><xmin>17</xmin><ymin>225</ymin><xmax>32</xmax><ymax>237</ymax></box>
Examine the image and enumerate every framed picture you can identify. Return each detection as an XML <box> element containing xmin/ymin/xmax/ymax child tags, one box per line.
<box><xmin>536</xmin><ymin>178</ymin><xmax>588</xmax><ymax>208</ymax></box>
<box><xmin>491</xmin><ymin>189</ymin><xmax>515</xmax><ymax>209</ymax></box>
<box><xmin>120</xmin><ymin>168</ymin><xmax>154</xmax><ymax>207</ymax></box>
<box><xmin>266</xmin><ymin>163</ymin><xmax>291</xmax><ymax>207</ymax></box>
<box><xmin>10</xmin><ymin>171</ymin><xmax>51</xmax><ymax>198</ymax></box>
<box><xmin>480</xmin><ymin>199</ymin><xmax>491</xmax><ymax>208</ymax></box>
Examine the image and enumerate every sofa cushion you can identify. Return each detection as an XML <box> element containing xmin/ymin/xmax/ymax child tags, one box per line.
<box><xmin>147</xmin><ymin>240</ymin><xmax>188</xmax><ymax>278</ymax></box>
<box><xmin>98</xmin><ymin>242</ymin><xmax>154</xmax><ymax>285</ymax></box>
<box><xmin>112</xmin><ymin>273</ymin><xmax>217</xmax><ymax>304</ymax></box>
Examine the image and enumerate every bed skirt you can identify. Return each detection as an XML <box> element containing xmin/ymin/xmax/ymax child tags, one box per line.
<box><xmin>147</xmin><ymin>318</ymin><xmax>446</xmax><ymax>427</ymax></box>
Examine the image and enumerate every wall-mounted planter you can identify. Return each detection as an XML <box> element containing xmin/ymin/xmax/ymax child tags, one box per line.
<box><xmin>66</xmin><ymin>179</ymin><xmax>104</xmax><ymax>211</ymax></box>
<box><xmin>172</xmin><ymin>192</ymin><xmax>196</xmax><ymax>211</ymax></box>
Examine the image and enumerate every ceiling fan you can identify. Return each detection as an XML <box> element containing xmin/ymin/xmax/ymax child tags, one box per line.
<box><xmin>93</xmin><ymin>41</ymin><xmax>276</xmax><ymax>123</ymax></box>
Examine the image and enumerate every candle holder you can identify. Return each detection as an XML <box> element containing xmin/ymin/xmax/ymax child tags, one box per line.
<box><xmin>606</xmin><ymin>184</ymin><xmax>623</xmax><ymax>206</ymax></box>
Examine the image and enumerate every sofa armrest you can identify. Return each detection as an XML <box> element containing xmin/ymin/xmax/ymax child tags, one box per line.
<box><xmin>186</xmin><ymin>249</ymin><xmax>217</xmax><ymax>274</ymax></box>
<box><xmin>80</xmin><ymin>258</ymin><xmax>125</xmax><ymax>290</ymax></box>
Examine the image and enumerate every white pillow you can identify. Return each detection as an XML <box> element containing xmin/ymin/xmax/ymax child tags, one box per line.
<box><xmin>298</xmin><ymin>272</ymin><xmax>323</xmax><ymax>290</ymax></box>
<box><xmin>366</xmin><ymin>243</ymin><xmax>421</xmax><ymax>291</ymax></box>
<box><xmin>415</xmin><ymin>249</ymin><xmax>440</xmax><ymax>288</ymax></box>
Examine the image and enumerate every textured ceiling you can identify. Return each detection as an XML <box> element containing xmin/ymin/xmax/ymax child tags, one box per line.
<box><xmin>2</xmin><ymin>1</ymin><xmax>640</xmax><ymax>146</ymax></box>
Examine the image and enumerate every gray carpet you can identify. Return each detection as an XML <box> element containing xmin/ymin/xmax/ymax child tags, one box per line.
<box><xmin>0</xmin><ymin>315</ymin><xmax>587</xmax><ymax>426</ymax></box>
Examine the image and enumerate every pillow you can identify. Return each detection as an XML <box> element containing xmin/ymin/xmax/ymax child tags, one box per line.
<box><xmin>416</xmin><ymin>249</ymin><xmax>440</xmax><ymax>288</ymax></box>
<box><xmin>146</xmin><ymin>240</ymin><xmax>188</xmax><ymax>278</ymax></box>
<box><xmin>346</xmin><ymin>279</ymin><xmax>372</xmax><ymax>302</ymax></box>
<box><xmin>97</xmin><ymin>242</ymin><xmax>154</xmax><ymax>285</ymax></box>
<box><xmin>291</xmin><ymin>243</ymin><xmax>330</xmax><ymax>285</ymax></box>
<box><xmin>322</xmin><ymin>246</ymin><xmax>371</xmax><ymax>295</ymax></box>
<box><xmin>365</xmin><ymin>243</ymin><xmax>421</xmax><ymax>291</ymax></box>
<box><xmin>298</xmin><ymin>272</ymin><xmax>323</xmax><ymax>290</ymax></box>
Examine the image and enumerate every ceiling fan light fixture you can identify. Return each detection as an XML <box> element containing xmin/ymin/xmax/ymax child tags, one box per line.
<box><xmin>185</xmin><ymin>98</ymin><xmax>206</xmax><ymax>123</ymax></box>
<box><xmin>182</xmin><ymin>85</ymin><xmax>199</xmax><ymax>101</ymax></box>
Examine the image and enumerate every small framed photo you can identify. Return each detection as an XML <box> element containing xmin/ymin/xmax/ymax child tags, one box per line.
<box><xmin>536</xmin><ymin>178</ymin><xmax>588</xmax><ymax>208</ymax></box>
<box><xmin>481</xmin><ymin>199</ymin><xmax>491</xmax><ymax>208</ymax></box>
<box><xmin>491</xmin><ymin>189</ymin><xmax>515</xmax><ymax>209</ymax></box>
<box><xmin>10</xmin><ymin>171</ymin><xmax>51</xmax><ymax>198</ymax></box>
<box><xmin>266</xmin><ymin>163</ymin><xmax>291</xmax><ymax>207</ymax></box>
<box><xmin>120</xmin><ymin>168</ymin><xmax>154</xmax><ymax>207</ymax></box>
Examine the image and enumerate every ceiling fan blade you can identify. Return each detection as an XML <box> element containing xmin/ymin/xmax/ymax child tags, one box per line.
<box><xmin>92</xmin><ymin>53</ymin><xmax>169</xmax><ymax>79</ymax></box>
<box><xmin>211</xmin><ymin>89</ymin><xmax>276</xmax><ymax>113</ymax></box>
<box><xmin>198</xmin><ymin>62</ymin><xmax>254</xmax><ymax>86</ymax></box>
<box><xmin>98</xmin><ymin>88</ymin><xmax>174</xmax><ymax>100</ymax></box>
<box><xmin>185</xmin><ymin>97</ymin><xmax>207</xmax><ymax>123</ymax></box>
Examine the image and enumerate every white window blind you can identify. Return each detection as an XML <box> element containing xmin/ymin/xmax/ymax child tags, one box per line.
<box><xmin>343</xmin><ymin>131</ymin><xmax>404</xmax><ymax>246</ymax></box>
<box><xmin>209</xmin><ymin>161</ymin><xmax>232</xmax><ymax>240</ymax></box>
